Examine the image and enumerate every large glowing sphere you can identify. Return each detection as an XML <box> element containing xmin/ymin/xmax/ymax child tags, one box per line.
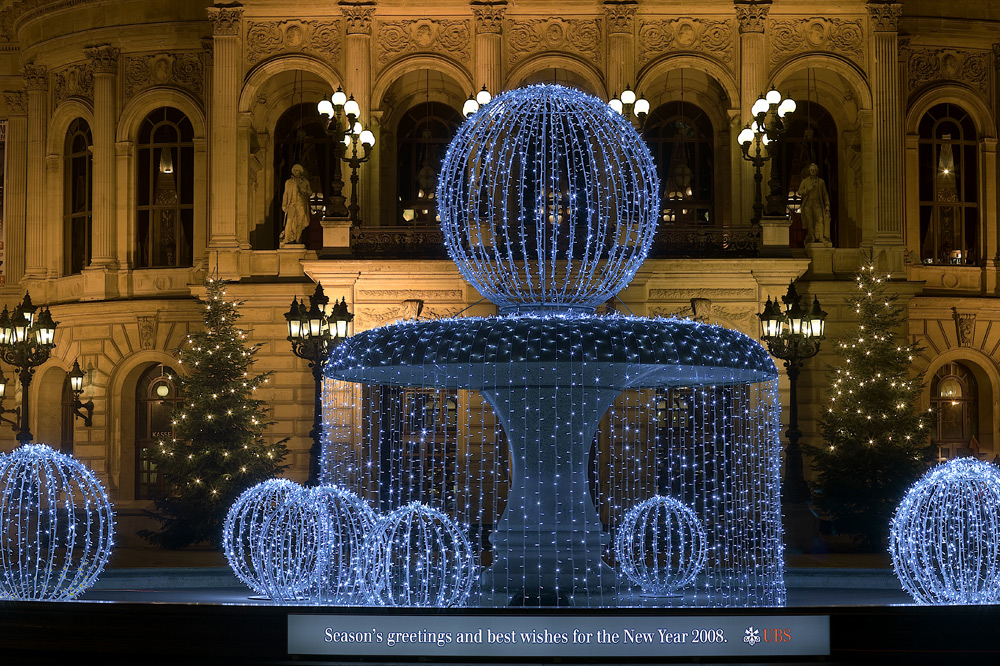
<box><xmin>362</xmin><ymin>501</ymin><xmax>475</xmax><ymax>607</ymax></box>
<box><xmin>615</xmin><ymin>495</ymin><xmax>706</xmax><ymax>595</ymax></box>
<box><xmin>890</xmin><ymin>458</ymin><xmax>1000</xmax><ymax>605</ymax></box>
<box><xmin>437</xmin><ymin>84</ymin><xmax>660</xmax><ymax>315</ymax></box>
<box><xmin>312</xmin><ymin>484</ymin><xmax>377</xmax><ymax>604</ymax></box>
<box><xmin>0</xmin><ymin>444</ymin><xmax>115</xmax><ymax>600</ymax></box>
<box><xmin>223</xmin><ymin>478</ymin><xmax>300</xmax><ymax>595</ymax></box>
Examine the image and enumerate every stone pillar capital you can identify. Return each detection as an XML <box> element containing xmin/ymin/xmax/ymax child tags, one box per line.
<box><xmin>3</xmin><ymin>90</ymin><xmax>27</xmax><ymax>114</ymax></box>
<box><xmin>867</xmin><ymin>2</ymin><xmax>902</xmax><ymax>32</ymax></box>
<box><xmin>734</xmin><ymin>0</ymin><xmax>770</xmax><ymax>34</ymax></box>
<box><xmin>471</xmin><ymin>1</ymin><xmax>506</xmax><ymax>34</ymax></box>
<box><xmin>86</xmin><ymin>45</ymin><xmax>120</xmax><ymax>74</ymax></box>
<box><xmin>21</xmin><ymin>63</ymin><xmax>48</xmax><ymax>91</ymax></box>
<box><xmin>604</xmin><ymin>1</ymin><xmax>637</xmax><ymax>34</ymax></box>
<box><xmin>341</xmin><ymin>1</ymin><xmax>376</xmax><ymax>35</ymax></box>
<box><xmin>207</xmin><ymin>2</ymin><xmax>243</xmax><ymax>36</ymax></box>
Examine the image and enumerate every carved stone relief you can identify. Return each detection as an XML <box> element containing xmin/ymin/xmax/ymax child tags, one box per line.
<box><xmin>21</xmin><ymin>63</ymin><xmax>48</xmax><ymax>91</ymax></box>
<box><xmin>207</xmin><ymin>4</ymin><xmax>243</xmax><ymax>36</ymax></box>
<box><xmin>649</xmin><ymin>287</ymin><xmax>756</xmax><ymax>300</ymax></box>
<box><xmin>954</xmin><ymin>311</ymin><xmax>975</xmax><ymax>347</ymax></box>
<box><xmin>245</xmin><ymin>20</ymin><xmax>342</xmax><ymax>66</ymax></box>
<box><xmin>341</xmin><ymin>2</ymin><xmax>375</xmax><ymax>35</ymax></box>
<box><xmin>3</xmin><ymin>90</ymin><xmax>27</xmax><ymax>114</ymax></box>
<box><xmin>867</xmin><ymin>2</ymin><xmax>901</xmax><ymax>32</ymax></box>
<box><xmin>904</xmin><ymin>48</ymin><xmax>990</xmax><ymax>95</ymax></box>
<box><xmin>124</xmin><ymin>53</ymin><xmax>205</xmax><ymax>101</ymax></box>
<box><xmin>137</xmin><ymin>315</ymin><xmax>157</xmax><ymax>350</ymax></box>
<box><xmin>375</xmin><ymin>19</ymin><xmax>472</xmax><ymax>66</ymax></box>
<box><xmin>505</xmin><ymin>18</ymin><xmax>603</xmax><ymax>69</ymax></box>
<box><xmin>471</xmin><ymin>1</ymin><xmax>506</xmax><ymax>34</ymax></box>
<box><xmin>357</xmin><ymin>289</ymin><xmax>465</xmax><ymax>300</ymax></box>
<box><xmin>604</xmin><ymin>1</ymin><xmax>637</xmax><ymax>34</ymax></box>
<box><xmin>53</xmin><ymin>64</ymin><xmax>94</xmax><ymax>105</ymax></box>
<box><xmin>769</xmin><ymin>17</ymin><xmax>865</xmax><ymax>67</ymax></box>
<box><xmin>638</xmin><ymin>17</ymin><xmax>734</xmax><ymax>65</ymax></box>
<box><xmin>734</xmin><ymin>1</ymin><xmax>769</xmax><ymax>33</ymax></box>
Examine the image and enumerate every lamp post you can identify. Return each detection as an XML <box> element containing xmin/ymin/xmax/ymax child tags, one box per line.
<box><xmin>317</xmin><ymin>87</ymin><xmax>376</xmax><ymax>225</ymax></box>
<box><xmin>0</xmin><ymin>293</ymin><xmax>57</xmax><ymax>444</ymax></box>
<box><xmin>608</xmin><ymin>85</ymin><xmax>650</xmax><ymax>130</ymax></box>
<box><xmin>738</xmin><ymin>87</ymin><xmax>795</xmax><ymax>230</ymax></box>
<box><xmin>462</xmin><ymin>85</ymin><xmax>494</xmax><ymax>118</ymax></box>
<box><xmin>285</xmin><ymin>284</ymin><xmax>354</xmax><ymax>485</ymax></box>
<box><xmin>758</xmin><ymin>281</ymin><xmax>827</xmax><ymax>503</ymax></box>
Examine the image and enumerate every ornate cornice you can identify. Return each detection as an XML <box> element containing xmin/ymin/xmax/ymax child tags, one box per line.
<box><xmin>867</xmin><ymin>1</ymin><xmax>901</xmax><ymax>32</ymax></box>
<box><xmin>604</xmin><ymin>1</ymin><xmax>637</xmax><ymax>34</ymax></box>
<box><xmin>21</xmin><ymin>62</ymin><xmax>48</xmax><ymax>91</ymax></box>
<box><xmin>86</xmin><ymin>44</ymin><xmax>120</xmax><ymax>74</ymax></box>
<box><xmin>207</xmin><ymin>3</ymin><xmax>243</xmax><ymax>36</ymax></box>
<box><xmin>734</xmin><ymin>0</ymin><xmax>770</xmax><ymax>34</ymax></box>
<box><xmin>471</xmin><ymin>1</ymin><xmax>506</xmax><ymax>34</ymax></box>
<box><xmin>341</xmin><ymin>1</ymin><xmax>376</xmax><ymax>35</ymax></box>
<box><xmin>3</xmin><ymin>90</ymin><xmax>27</xmax><ymax>114</ymax></box>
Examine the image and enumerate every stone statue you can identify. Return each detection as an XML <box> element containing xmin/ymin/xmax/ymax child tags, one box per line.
<box><xmin>280</xmin><ymin>164</ymin><xmax>312</xmax><ymax>246</ymax></box>
<box><xmin>797</xmin><ymin>163</ymin><xmax>831</xmax><ymax>244</ymax></box>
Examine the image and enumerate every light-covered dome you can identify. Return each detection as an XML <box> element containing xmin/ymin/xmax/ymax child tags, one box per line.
<box><xmin>437</xmin><ymin>84</ymin><xmax>660</xmax><ymax>315</ymax></box>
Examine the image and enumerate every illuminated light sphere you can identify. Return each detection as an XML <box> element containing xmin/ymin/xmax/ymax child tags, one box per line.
<box><xmin>362</xmin><ymin>501</ymin><xmax>475</xmax><ymax>607</ymax></box>
<box><xmin>0</xmin><ymin>444</ymin><xmax>115</xmax><ymax>600</ymax></box>
<box><xmin>890</xmin><ymin>457</ymin><xmax>1000</xmax><ymax>605</ymax></box>
<box><xmin>615</xmin><ymin>495</ymin><xmax>707</xmax><ymax>596</ymax></box>
<box><xmin>437</xmin><ymin>84</ymin><xmax>660</xmax><ymax>315</ymax></box>
<box><xmin>254</xmin><ymin>484</ymin><xmax>377</xmax><ymax>605</ymax></box>
<box><xmin>223</xmin><ymin>478</ymin><xmax>300</xmax><ymax>595</ymax></box>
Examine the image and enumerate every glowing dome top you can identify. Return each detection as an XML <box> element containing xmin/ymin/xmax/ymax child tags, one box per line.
<box><xmin>437</xmin><ymin>85</ymin><xmax>660</xmax><ymax>314</ymax></box>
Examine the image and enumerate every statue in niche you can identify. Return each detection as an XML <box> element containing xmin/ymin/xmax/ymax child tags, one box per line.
<box><xmin>280</xmin><ymin>164</ymin><xmax>312</xmax><ymax>246</ymax></box>
<box><xmin>797</xmin><ymin>163</ymin><xmax>831</xmax><ymax>244</ymax></box>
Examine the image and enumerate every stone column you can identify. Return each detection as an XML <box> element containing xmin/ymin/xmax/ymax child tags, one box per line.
<box><xmin>341</xmin><ymin>2</ymin><xmax>375</xmax><ymax>225</ymax></box>
<box><xmin>207</xmin><ymin>3</ymin><xmax>245</xmax><ymax>275</ymax></box>
<box><xmin>604</xmin><ymin>1</ymin><xmax>637</xmax><ymax>98</ymax></box>
<box><xmin>990</xmin><ymin>43</ymin><xmax>1000</xmax><ymax>294</ymax></box>
<box><xmin>86</xmin><ymin>46</ymin><xmax>120</xmax><ymax>270</ymax></box>
<box><xmin>2</xmin><ymin>91</ymin><xmax>27</xmax><ymax>284</ymax></box>
<box><xmin>735</xmin><ymin>1</ymin><xmax>770</xmax><ymax>228</ymax></box>
<box><xmin>471</xmin><ymin>1</ymin><xmax>506</xmax><ymax>95</ymax></box>
<box><xmin>22</xmin><ymin>63</ymin><xmax>48</xmax><ymax>279</ymax></box>
<box><xmin>867</xmin><ymin>2</ymin><xmax>904</xmax><ymax>245</ymax></box>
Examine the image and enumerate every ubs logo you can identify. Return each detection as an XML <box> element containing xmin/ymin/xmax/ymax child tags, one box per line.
<box><xmin>762</xmin><ymin>628</ymin><xmax>792</xmax><ymax>643</ymax></box>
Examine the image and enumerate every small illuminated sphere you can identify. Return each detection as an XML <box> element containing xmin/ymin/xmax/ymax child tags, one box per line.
<box><xmin>615</xmin><ymin>495</ymin><xmax>707</xmax><ymax>596</ymax></box>
<box><xmin>0</xmin><ymin>444</ymin><xmax>115</xmax><ymax>600</ymax></box>
<box><xmin>437</xmin><ymin>84</ymin><xmax>660</xmax><ymax>315</ymax></box>
<box><xmin>223</xmin><ymin>478</ymin><xmax>300</xmax><ymax>595</ymax></box>
<box><xmin>254</xmin><ymin>484</ymin><xmax>377</xmax><ymax>605</ymax></box>
<box><xmin>890</xmin><ymin>458</ymin><xmax>1000</xmax><ymax>605</ymax></box>
<box><xmin>362</xmin><ymin>501</ymin><xmax>475</xmax><ymax>607</ymax></box>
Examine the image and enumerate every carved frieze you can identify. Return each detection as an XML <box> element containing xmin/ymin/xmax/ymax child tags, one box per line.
<box><xmin>3</xmin><ymin>90</ymin><xmax>27</xmax><ymax>114</ymax></box>
<box><xmin>506</xmin><ymin>18</ymin><xmax>603</xmax><ymax>68</ymax></box>
<box><xmin>357</xmin><ymin>289</ymin><xmax>465</xmax><ymax>300</ymax></box>
<box><xmin>245</xmin><ymin>20</ymin><xmax>342</xmax><ymax>66</ymax></box>
<box><xmin>53</xmin><ymin>64</ymin><xmax>94</xmax><ymax>105</ymax></box>
<box><xmin>638</xmin><ymin>17</ymin><xmax>734</xmax><ymax>65</ymax></box>
<box><xmin>904</xmin><ymin>47</ymin><xmax>990</xmax><ymax>95</ymax></box>
<box><xmin>471</xmin><ymin>1</ymin><xmax>506</xmax><ymax>34</ymax></box>
<box><xmin>649</xmin><ymin>287</ymin><xmax>756</xmax><ymax>300</ymax></box>
<box><xmin>769</xmin><ymin>17</ymin><xmax>864</xmax><ymax>67</ymax></box>
<box><xmin>375</xmin><ymin>19</ymin><xmax>472</xmax><ymax>66</ymax></box>
<box><xmin>124</xmin><ymin>53</ymin><xmax>204</xmax><ymax>101</ymax></box>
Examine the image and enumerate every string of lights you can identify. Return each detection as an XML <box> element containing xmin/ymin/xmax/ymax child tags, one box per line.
<box><xmin>223</xmin><ymin>478</ymin><xmax>300</xmax><ymax>595</ymax></box>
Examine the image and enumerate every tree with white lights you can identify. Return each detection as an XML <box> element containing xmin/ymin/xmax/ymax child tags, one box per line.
<box><xmin>808</xmin><ymin>263</ymin><xmax>934</xmax><ymax>550</ymax></box>
<box><xmin>141</xmin><ymin>278</ymin><xmax>288</xmax><ymax>549</ymax></box>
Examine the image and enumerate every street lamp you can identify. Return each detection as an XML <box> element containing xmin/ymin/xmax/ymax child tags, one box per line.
<box><xmin>317</xmin><ymin>87</ymin><xmax>377</xmax><ymax>225</ymax></box>
<box><xmin>285</xmin><ymin>283</ymin><xmax>354</xmax><ymax>485</ymax></box>
<box><xmin>738</xmin><ymin>87</ymin><xmax>795</xmax><ymax>230</ymax></box>
<box><xmin>758</xmin><ymin>281</ymin><xmax>827</xmax><ymax>503</ymax></box>
<box><xmin>462</xmin><ymin>85</ymin><xmax>493</xmax><ymax>118</ymax></box>
<box><xmin>608</xmin><ymin>85</ymin><xmax>650</xmax><ymax>129</ymax></box>
<box><xmin>68</xmin><ymin>360</ymin><xmax>95</xmax><ymax>427</ymax></box>
<box><xmin>0</xmin><ymin>293</ymin><xmax>58</xmax><ymax>444</ymax></box>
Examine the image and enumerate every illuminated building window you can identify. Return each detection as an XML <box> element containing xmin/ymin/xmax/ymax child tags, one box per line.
<box><xmin>643</xmin><ymin>101</ymin><xmax>714</xmax><ymax>226</ymax></box>
<box><xmin>931</xmin><ymin>362</ymin><xmax>979</xmax><ymax>461</ymax></box>
<box><xmin>135</xmin><ymin>364</ymin><xmax>181</xmax><ymax>500</ymax></box>
<box><xmin>396</xmin><ymin>102</ymin><xmax>462</xmax><ymax>225</ymax></box>
<box><xmin>775</xmin><ymin>101</ymin><xmax>838</xmax><ymax>247</ymax></box>
<box><xmin>64</xmin><ymin>117</ymin><xmax>92</xmax><ymax>275</ymax></box>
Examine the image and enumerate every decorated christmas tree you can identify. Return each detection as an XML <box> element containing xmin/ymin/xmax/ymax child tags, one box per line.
<box><xmin>808</xmin><ymin>263</ymin><xmax>934</xmax><ymax>549</ymax></box>
<box><xmin>141</xmin><ymin>278</ymin><xmax>288</xmax><ymax>549</ymax></box>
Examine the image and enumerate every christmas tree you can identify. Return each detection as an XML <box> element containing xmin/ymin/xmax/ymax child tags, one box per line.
<box><xmin>808</xmin><ymin>263</ymin><xmax>934</xmax><ymax>549</ymax></box>
<box><xmin>141</xmin><ymin>278</ymin><xmax>288</xmax><ymax>549</ymax></box>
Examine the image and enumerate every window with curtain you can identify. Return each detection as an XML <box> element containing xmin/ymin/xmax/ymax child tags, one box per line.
<box><xmin>135</xmin><ymin>364</ymin><xmax>181</xmax><ymax>500</ymax></box>
<box><xmin>919</xmin><ymin>103</ymin><xmax>978</xmax><ymax>265</ymax></box>
<box><xmin>136</xmin><ymin>107</ymin><xmax>194</xmax><ymax>268</ymax></box>
<box><xmin>396</xmin><ymin>102</ymin><xmax>462</xmax><ymax>225</ymax></box>
<box><xmin>64</xmin><ymin>118</ymin><xmax>93</xmax><ymax>274</ymax></box>
<box><xmin>643</xmin><ymin>101</ymin><xmax>714</xmax><ymax>226</ymax></box>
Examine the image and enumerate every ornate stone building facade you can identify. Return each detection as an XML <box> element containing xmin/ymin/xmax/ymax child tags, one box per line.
<box><xmin>0</xmin><ymin>0</ymin><xmax>998</xmax><ymax>542</ymax></box>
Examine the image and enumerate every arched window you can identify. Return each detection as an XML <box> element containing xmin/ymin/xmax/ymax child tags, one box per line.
<box><xmin>643</xmin><ymin>101</ymin><xmax>714</xmax><ymax>225</ymax></box>
<box><xmin>931</xmin><ymin>362</ymin><xmax>979</xmax><ymax>461</ymax></box>
<box><xmin>919</xmin><ymin>103</ymin><xmax>978</xmax><ymax>265</ymax></box>
<box><xmin>135</xmin><ymin>364</ymin><xmax>181</xmax><ymax>500</ymax></box>
<box><xmin>776</xmin><ymin>101</ymin><xmax>838</xmax><ymax>247</ymax></box>
<box><xmin>136</xmin><ymin>107</ymin><xmax>194</xmax><ymax>268</ymax></box>
<box><xmin>64</xmin><ymin>118</ymin><xmax>93</xmax><ymax>274</ymax></box>
<box><xmin>396</xmin><ymin>102</ymin><xmax>463</xmax><ymax>224</ymax></box>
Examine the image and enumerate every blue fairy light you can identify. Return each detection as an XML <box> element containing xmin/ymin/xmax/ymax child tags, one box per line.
<box><xmin>615</xmin><ymin>495</ymin><xmax>707</xmax><ymax>596</ymax></box>
<box><xmin>223</xmin><ymin>478</ymin><xmax>300</xmax><ymax>595</ymax></box>
<box><xmin>0</xmin><ymin>444</ymin><xmax>115</xmax><ymax>600</ymax></box>
<box><xmin>361</xmin><ymin>501</ymin><xmax>475</xmax><ymax>608</ymax></box>
<box><xmin>890</xmin><ymin>457</ymin><xmax>1000</xmax><ymax>605</ymax></box>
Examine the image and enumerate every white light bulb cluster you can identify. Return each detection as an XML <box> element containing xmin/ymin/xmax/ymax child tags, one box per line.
<box><xmin>614</xmin><ymin>495</ymin><xmax>706</xmax><ymax>596</ymax></box>
<box><xmin>890</xmin><ymin>457</ymin><xmax>1000</xmax><ymax>605</ymax></box>
<box><xmin>0</xmin><ymin>444</ymin><xmax>115</xmax><ymax>600</ymax></box>
<box><xmin>223</xmin><ymin>478</ymin><xmax>300</xmax><ymax>595</ymax></box>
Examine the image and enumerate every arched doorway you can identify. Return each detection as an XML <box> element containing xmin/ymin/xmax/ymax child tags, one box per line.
<box><xmin>930</xmin><ymin>361</ymin><xmax>979</xmax><ymax>461</ymax></box>
<box><xmin>135</xmin><ymin>364</ymin><xmax>182</xmax><ymax>500</ymax></box>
